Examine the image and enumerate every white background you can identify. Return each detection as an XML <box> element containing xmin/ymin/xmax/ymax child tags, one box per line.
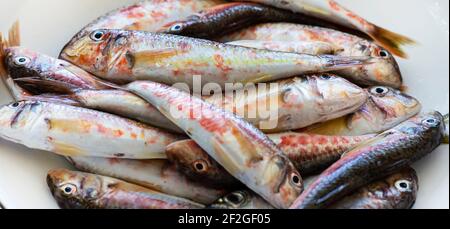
<box><xmin>0</xmin><ymin>0</ymin><xmax>448</xmax><ymax>209</ymax></box>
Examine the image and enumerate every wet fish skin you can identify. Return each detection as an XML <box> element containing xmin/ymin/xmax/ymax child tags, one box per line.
<box><xmin>291</xmin><ymin>111</ymin><xmax>445</xmax><ymax>209</ymax></box>
<box><xmin>0</xmin><ymin>100</ymin><xmax>183</xmax><ymax>159</ymax></box>
<box><xmin>209</xmin><ymin>190</ymin><xmax>274</xmax><ymax>209</ymax></box>
<box><xmin>304</xmin><ymin>86</ymin><xmax>422</xmax><ymax>136</ymax></box>
<box><xmin>233</xmin><ymin>0</ymin><xmax>415</xmax><ymax>58</ymax></box>
<box><xmin>167</xmin><ymin>133</ymin><xmax>374</xmax><ymax>186</ymax></box>
<box><xmin>64</xmin><ymin>89</ymin><xmax>183</xmax><ymax>133</ymax></box>
<box><xmin>63</xmin><ymin>0</ymin><xmax>225</xmax><ymax>51</ymax></box>
<box><xmin>270</xmin><ymin>133</ymin><xmax>375</xmax><ymax>174</ymax></box>
<box><xmin>205</xmin><ymin>74</ymin><xmax>368</xmax><ymax>132</ymax></box>
<box><xmin>125</xmin><ymin>81</ymin><xmax>303</xmax><ymax>209</ymax></box>
<box><xmin>1</xmin><ymin>30</ymin><xmax>182</xmax><ymax>133</ymax></box>
<box><xmin>67</xmin><ymin>157</ymin><xmax>228</xmax><ymax>205</ymax></box>
<box><xmin>210</xmin><ymin>168</ymin><xmax>418</xmax><ymax>209</ymax></box>
<box><xmin>220</xmin><ymin>23</ymin><xmax>403</xmax><ymax>88</ymax></box>
<box><xmin>3</xmin><ymin>47</ymin><xmax>108</xmax><ymax>94</ymax></box>
<box><xmin>227</xmin><ymin>40</ymin><xmax>342</xmax><ymax>55</ymax></box>
<box><xmin>60</xmin><ymin>29</ymin><xmax>372</xmax><ymax>88</ymax></box>
<box><xmin>47</xmin><ymin>169</ymin><xmax>205</xmax><ymax>209</ymax></box>
<box><xmin>329</xmin><ymin>167</ymin><xmax>419</xmax><ymax>209</ymax></box>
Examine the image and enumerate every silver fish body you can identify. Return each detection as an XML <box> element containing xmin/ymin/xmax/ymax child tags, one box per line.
<box><xmin>0</xmin><ymin>101</ymin><xmax>183</xmax><ymax>159</ymax></box>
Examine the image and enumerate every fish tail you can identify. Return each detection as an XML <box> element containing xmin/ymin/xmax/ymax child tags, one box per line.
<box><xmin>370</xmin><ymin>26</ymin><xmax>416</xmax><ymax>59</ymax></box>
<box><xmin>321</xmin><ymin>55</ymin><xmax>374</xmax><ymax>70</ymax></box>
<box><xmin>1</xmin><ymin>21</ymin><xmax>29</xmax><ymax>101</ymax></box>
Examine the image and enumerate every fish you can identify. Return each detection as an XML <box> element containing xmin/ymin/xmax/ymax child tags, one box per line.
<box><xmin>0</xmin><ymin>100</ymin><xmax>183</xmax><ymax>159</ymax></box>
<box><xmin>65</xmin><ymin>0</ymin><xmax>225</xmax><ymax>46</ymax></box>
<box><xmin>210</xmin><ymin>168</ymin><xmax>418</xmax><ymax>209</ymax></box>
<box><xmin>167</xmin><ymin>133</ymin><xmax>375</xmax><ymax>187</ymax></box>
<box><xmin>220</xmin><ymin>23</ymin><xmax>403</xmax><ymax>88</ymax></box>
<box><xmin>227</xmin><ymin>40</ymin><xmax>343</xmax><ymax>55</ymax></box>
<box><xmin>59</xmin><ymin>28</ymin><xmax>373</xmax><ymax>88</ymax></box>
<box><xmin>67</xmin><ymin>157</ymin><xmax>228</xmax><ymax>204</ymax></box>
<box><xmin>160</xmin><ymin>2</ymin><xmax>362</xmax><ymax>39</ymax></box>
<box><xmin>303</xmin><ymin>86</ymin><xmax>422</xmax><ymax>136</ymax></box>
<box><xmin>124</xmin><ymin>81</ymin><xmax>303</xmax><ymax>209</ymax></box>
<box><xmin>232</xmin><ymin>0</ymin><xmax>415</xmax><ymax>58</ymax></box>
<box><xmin>208</xmin><ymin>190</ymin><xmax>274</xmax><ymax>209</ymax></box>
<box><xmin>204</xmin><ymin>74</ymin><xmax>368</xmax><ymax>132</ymax></box>
<box><xmin>11</xmin><ymin>73</ymin><xmax>367</xmax><ymax>134</ymax></box>
<box><xmin>33</xmin><ymin>89</ymin><xmax>183</xmax><ymax>133</ymax></box>
<box><xmin>290</xmin><ymin>111</ymin><xmax>446</xmax><ymax>209</ymax></box>
<box><xmin>329</xmin><ymin>167</ymin><xmax>419</xmax><ymax>209</ymax></box>
<box><xmin>1</xmin><ymin>24</ymin><xmax>183</xmax><ymax>133</ymax></box>
<box><xmin>47</xmin><ymin>169</ymin><xmax>205</xmax><ymax>209</ymax></box>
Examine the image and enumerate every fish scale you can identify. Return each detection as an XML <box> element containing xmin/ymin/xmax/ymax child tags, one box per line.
<box><xmin>0</xmin><ymin>101</ymin><xmax>184</xmax><ymax>159</ymax></box>
<box><xmin>291</xmin><ymin>112</ymin><xmax>445</xmax><ymax>209</ymax></box>
<box><xmin>60</xmin><ymin>28</ymin><xmax>373</xmax><ymax>89</ymax></box>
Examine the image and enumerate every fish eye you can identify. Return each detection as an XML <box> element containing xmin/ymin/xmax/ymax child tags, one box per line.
<box><xmin>422</xmin><ymin>118</ymin><xmax>440</xmax><ymax>127</ymax></box>
<box><xmin>90</xmin><ymin>30</ymin><xmax>106</xmax><ymax>41</ymax></box>
<box><xmin>290</xmin><ymin>172</ymin><xmax>302</xmax><ymax>188</ymax></box>
<box><xmin>395</xmin><ymin>180</ymin><xmax>412</xmax><ymax>192</ymax></box>
<box><xmin>225</xmin><ymin>192</ymin><xmax>245</xmax><ymax>205</ymax></box>
<box><xmin>14</xmin><ymin>56</ymin><xmax>30</xmax><ymax>66</ymax></box>
<box><xmin>60</xmin><ymin>184</ymin><xmax>77</xmax><ymax>195</ymax></box>
<box><xmin>320</xmin><ymin>74</ymin><xmax>332</xmax><ymax>80</ymax></box>
<box><xmin>192</xmin><ymin>160</ymin><xmax>208</xmax><ymax>173</ymax></box>
<box><xmin>10</xmin><ymin>102</ymin><xmax>21</xmax><ymax>108</ymax></box>
<box><xmin>378</xmin><ymin>50</ymin><xmax>389</xmax><ymax>58</ymax></box>
<box><xmin>170</xmin><ymin>23</ymin><xmax>183</xmax><ymax>32</ymax></box>
<box><xmin>370</xmin><ymin>86</ymin><xmax>390</xmax><ymax>96</ymax></box>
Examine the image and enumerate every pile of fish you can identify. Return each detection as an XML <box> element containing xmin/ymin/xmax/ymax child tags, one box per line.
<box><xmin>0</xmin><ymin>0</ymin><xmax>448</xmax><ymax>209</ymax></box>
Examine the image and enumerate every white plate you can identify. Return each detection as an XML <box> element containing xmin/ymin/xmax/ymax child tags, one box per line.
<box><xmin>0</xmin><ymin>0</ymin><xmax>448</xmax><ymax>209</ymax></box>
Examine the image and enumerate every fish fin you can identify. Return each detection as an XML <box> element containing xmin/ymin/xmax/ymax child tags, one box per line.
<box><xmin>321</xmin><ymin>55</ymin><xmax>373</xmax><ymax>70</ymax></box>
<box><xmin>370</xmin><ymin>26</ymin><xmax>416</xmax><ymax>59</ymax></box>
<box><xmin>128</xmin><ymin>49</ymin><xmax>180</xmax><ymax>67</ymax></box>
<box><xmin>327</xmin><ymin>0</ymin><xmax>415</xmax><ymax>58</ymax></box>
<box><xmin>0</xmin><ymin>21</ymin><xmax>31</xmax><ymax>101</ymax></box>
<box><xmin>22</xmin><ymin>94</ymin><xmax>81</xmax><ymax>107</ymax></box>
<box><xmin>444</xmin><ymin>113</ymin><xmax>449</xmax><ymax>144</ymax></box>
<box><xmin>8</xmin><ymin>21</ymin><xmax>21</xmax><ymax>47</ymax></box>
<box><xmin>14</xmin><ymin>77</ymin><xmax>77</xmax><ymax>94</ymax></box>
<box><xmin>340</xmin><ymin>134</ymin><xmax>387</xmax><ymax>158</ymax></box>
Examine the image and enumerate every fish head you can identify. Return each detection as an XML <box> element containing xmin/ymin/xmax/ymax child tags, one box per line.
<box><xmin>306</xmin><ymin>74</ymin><xmax>368</xmax><ymax>118</ymax></box>
<box><xmin>365</xmin><ymin>86</ymin><xmax>421</xmax><ymax>127</ymax></box>
<box><xmin>47</xmin><ymin>169</ymin><xmax>103</xmax><ymax>209</ymax></box>
<box><xmin>263</xmin><ymin>155</ymin><xmax>303</xmax><ymax>208</ymax></box>
<box><xmin>396</xmin><ymin>111</ymin><xmax>446</xmax><ymax>143</ymax></box>
<box><xmin>347</xmin><ymin>40</ymin><xmax>402</xmax><ymax>88</ymax></box>
<box><xmin>4</xmin><ymin>46</ymin><xmax>102</xmax><ymax>94</ymax></box>
<box><xmin>166</xmin><ymin>140</ymin><xmax>216</xmax><ymax>177</ymax></box>
<box><xmin>0</xmin><ymin>101</ymin><xmax>43</xmax><ymax>138</ymax></box>
<box><xmin>2</xmin><ymin>47</ymin><xmax>41</xmax><ymax>81</ymax></box>
<box><xmin>384</xmin><ymin>168</ymin><xmax>419</xmax><ymax>209</ymax></box>
<box><xmin>59</xmin><ymin>29</ymin><xmax>132</xmax><ymax>79</ymax></box>
<box><xmin>208</xmin><ymin>190</ymin><xmax>272</xmax><ymax>209</ymax></box>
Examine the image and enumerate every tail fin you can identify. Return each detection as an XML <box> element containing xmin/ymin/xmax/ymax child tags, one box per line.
<box><xmin>370</xmin><ymin>26</ymin><xmax>416</xmax><ymax>59</ymax></box>
<box><xmin>1</xmin><ymin>21</ymin><xmax>28</xmax><ymax>101</ymax></box>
